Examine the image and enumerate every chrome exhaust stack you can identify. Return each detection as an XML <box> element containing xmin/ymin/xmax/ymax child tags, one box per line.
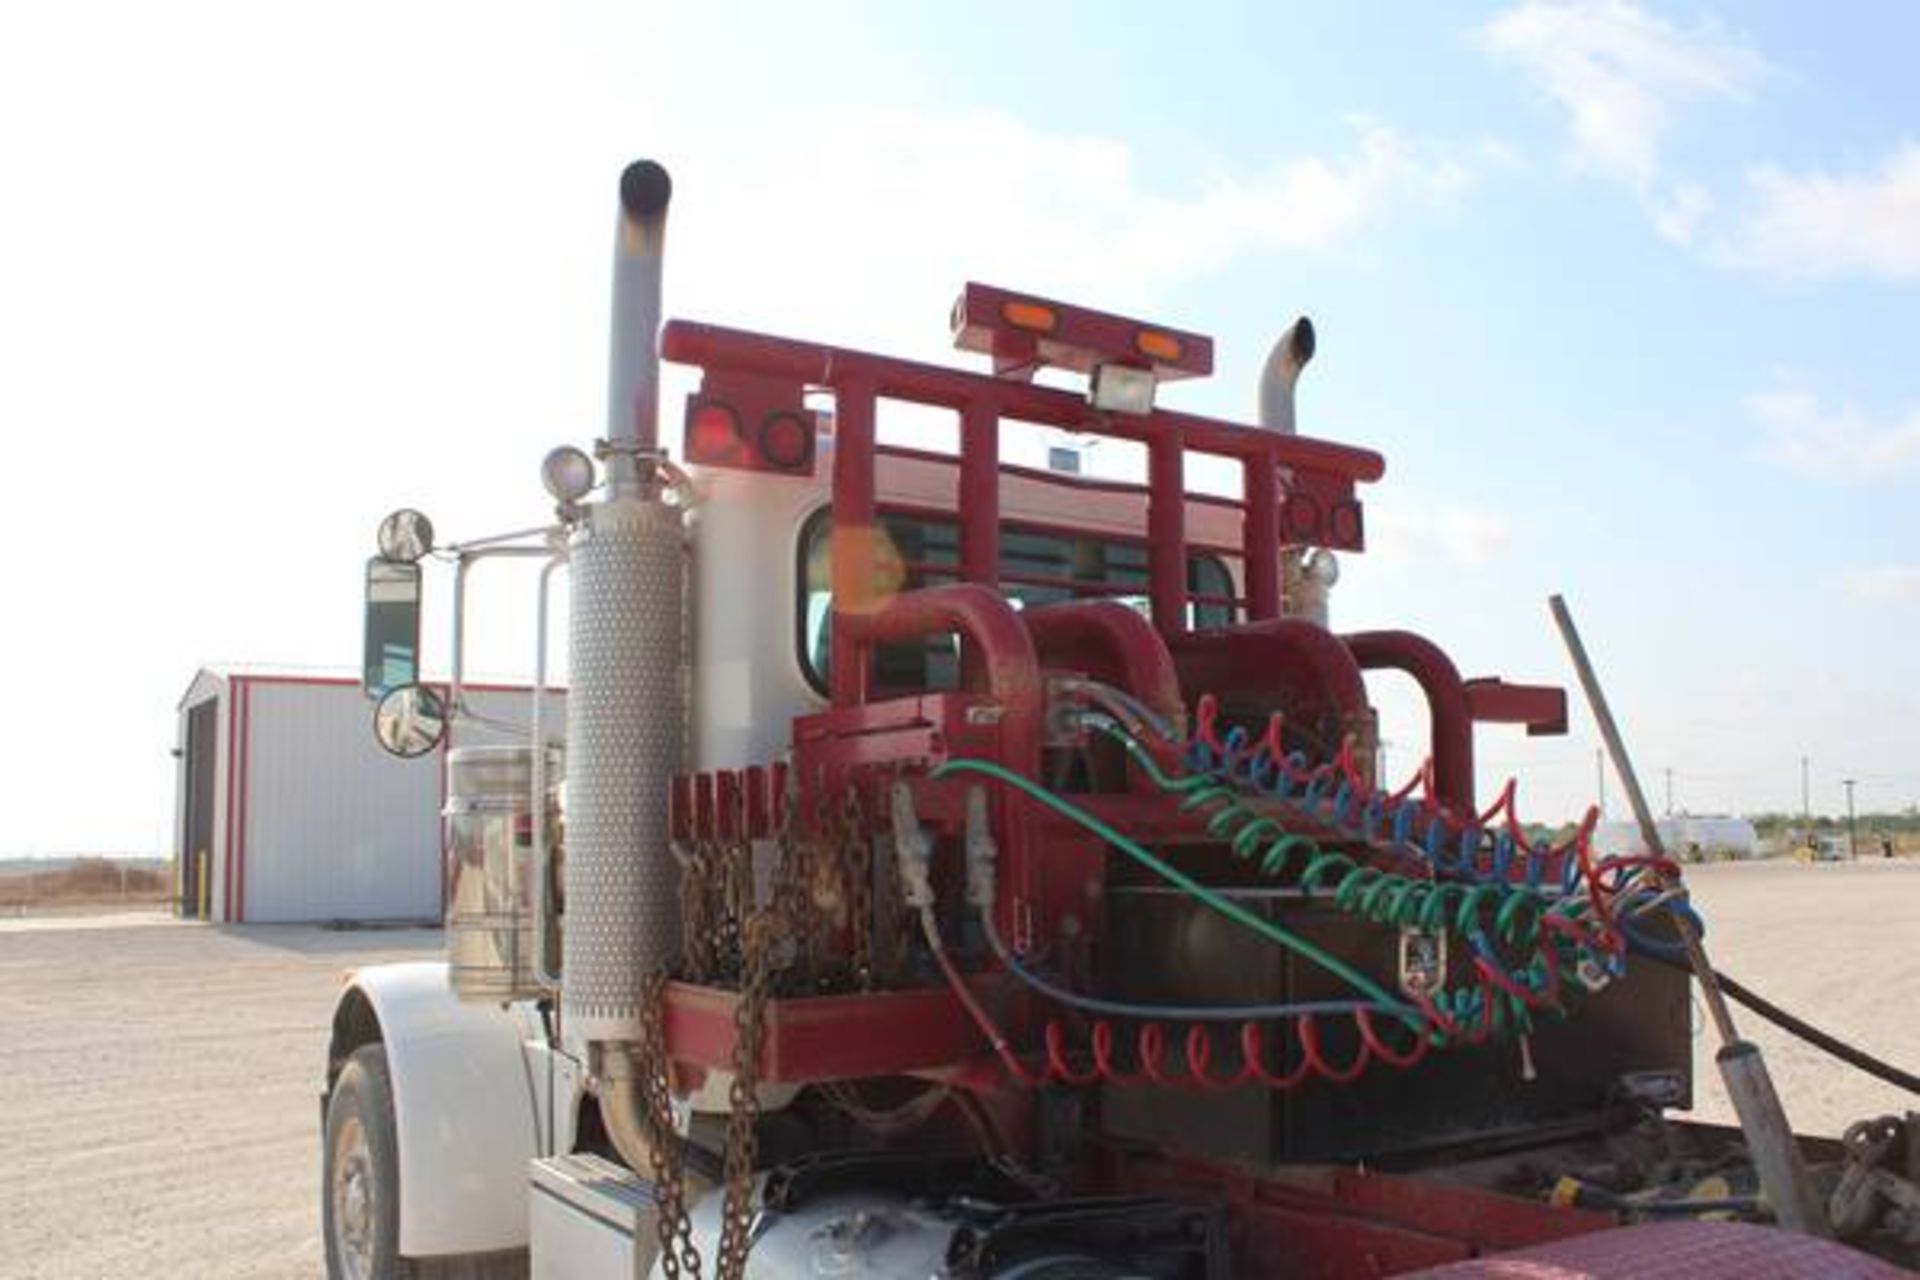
<box><xmin>1257</xmin><ymin>317</ymin><xmax>1336</xmax><ymax>625</ymax></box>
<box><xmin>565</xmin><ymin>161</ymin><xmax>690</xmax><ymax>1177</ymax></box>
<box><xmin>1257</xmin><ymin>316</ymin><xmax>1315</xmax><ymax>435</ymax></box>
<box><xmin>605</xmin><ymin>159</ymin><xmax>673</xmax><ymax>495</ymax></box>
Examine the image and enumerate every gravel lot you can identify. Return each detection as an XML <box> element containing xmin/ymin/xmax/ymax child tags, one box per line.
<box><xmin>0</xmin><ymin>859</ymin><xmax>1914</xmax><ymax>1279</ymax></box>
<box><xmin>1680</xmin><ymin>857</ymin><xmax>1920</xmax><ymax>1137</ymax></box>
<box><xmin>0</xmin><ymin>917</ymin><xmax>438</xmax><ymax>1280</ymax></box>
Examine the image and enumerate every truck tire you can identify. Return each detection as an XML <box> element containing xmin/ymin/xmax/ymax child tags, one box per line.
<box><xmin>324</xmin><ymin>1043</ymin><xmax>528</xmax><ymax>1280</ymax></box>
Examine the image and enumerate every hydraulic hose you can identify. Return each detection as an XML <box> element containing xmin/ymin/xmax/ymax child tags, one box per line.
<box><xmin>1174</xmin><ymin>692</ymin><xmax>1604</xmax><ymax>895</ymax></box>
<box><xmin>917</xmin><ymin>906</ymin><xmax>1048</xmax><ymax>1087</ymax></box>
<box><xmin>928</xmin><ymin>702</ymin><xmax>1717</xmax><ymax>1086</ymax></box>
<box><xmin>1640</xmin><ymin>952</ymin><xmax>1920</xmax><ymax>1098</ymax></box>
<box><xmin>979</xmin><ymin>906</ymin><xmax>1388</xmax><ymax>1023</ymax></box>
<box><xmin>1079</xmin><ymin>715</ymin><xmax>1636</xmax><ymax>1030</ymax></box>
<box><xmin>928</xmin><ymin>757</ymin><xmax>1417</xmax><ymax>1021</ymax></box>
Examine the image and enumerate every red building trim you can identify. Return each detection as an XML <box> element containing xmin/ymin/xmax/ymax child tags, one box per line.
<box><xmin>218</xmin><ymin>672</ymin><xmax>561</xmax><ymax>695</ymax></box>
<box><xmin>223</xmin><ymin>685</ymin><xmax>238</xmax><ymax>920</ymax></box>
<box><xmin>233</xmin><ymin>678</ymin><xmax>253</xmax><ymax>923</ymax></box>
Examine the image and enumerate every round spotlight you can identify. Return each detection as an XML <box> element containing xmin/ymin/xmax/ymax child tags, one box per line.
<box><xmin>1305</xmin><ymin>548</ymin><xmax>1341</xmax><ymax>587</ymax></box>
<box><xmin>541</xmin><ymin>445</ymin><xmax>596</xmax><ymax>503</ymax></box>
<box><xmin>376</xmin><ymin>508</ymin><xmax>435</xmax><ymax>563</ymax></box>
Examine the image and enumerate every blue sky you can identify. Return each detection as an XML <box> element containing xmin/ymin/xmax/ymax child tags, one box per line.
<box><xmin>2</xmin><ymin>1</ymin><xmax>1916</xmax><ymax>854</ymax></box>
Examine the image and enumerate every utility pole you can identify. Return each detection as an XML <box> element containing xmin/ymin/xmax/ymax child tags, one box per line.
<box><xmin>1664</xmin><ymin>766</ymin><xmax>1674</xmax><ymax>816</ymax></box>
<box><xmin>1595</xmin><ymin>747</ymin><xmax>1606</xmax><ymax>818</ymax></box>
<box><xmin>1800</xmin><ymin>756</ymin><xmax>1810</xmax><ymax>826</ymax></box>
<box><xmin>1844</xmin><ymin>778</ymin><xmax>1858</xmax><ymax>859</ymax></box>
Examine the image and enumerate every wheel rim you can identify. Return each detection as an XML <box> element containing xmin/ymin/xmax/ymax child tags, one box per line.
<box><xmin>330</xmin><ymin>1113</ymin><xmax>377</xmax><ymax>1280</ymax></box>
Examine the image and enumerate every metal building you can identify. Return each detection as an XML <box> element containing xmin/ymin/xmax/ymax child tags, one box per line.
<box><xmin>174</xmin><ymin>669</ymin><xmax>561</xmax><ymax>924</ymax></box>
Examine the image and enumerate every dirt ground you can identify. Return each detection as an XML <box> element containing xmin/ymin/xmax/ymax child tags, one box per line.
<box><xmin>0</xmin><ymin>916</ymin><xmax>439</xmax><ymax>1280</ymax></box>
<box><xmin>0</xmin><ymin>860</ymin><xmax>1914</xmax><ymax>1279</ymax></box>
<box><xmin>1680</xmin><ymin>857</ymin><xmax>1920</xmax><ymax>1137</ymax></box>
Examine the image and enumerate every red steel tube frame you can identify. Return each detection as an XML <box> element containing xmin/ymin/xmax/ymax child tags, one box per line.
<box><xmin>837</xmin><ymin>581</ymin><xmax>1044</xmax><ymax>772</ymax></box>
<box><xmin>1243</xmin><ymin>461</ymin><xmax>1281</xmax><ymax>620</ymax></box>
<box><xmin>1022</xmin><ymin>599</ymin><xmax>1186</xmax><ymax>795</ymax></box>
<box><xmin>958</xmin><ymin>399</ymin><xmax>1001</xmax><ymax>691</ymax></box>
<box><xmin>1343</xmin><ymin>630</ymin><xmax>1475</xmax><ymax>812</ymax></box>
<box><xmin>829</xmin><ymin>374</ymin><xmax>879</xmax><ymax>707</ymax></box>
<box><xmin>1167</xmin><ymin>619</ymin><xmax>1372</xmax><ymax>759</ymax></box>
<box><xmin>660</xmin><ymin>320</ymin><xmax>1385</xmax><ymax>478</ymax></box>
<box><xmin>834</xmin><ymin>581</ymin><xmax>1044</xmax><ymax>941</ymax></box>
<box><xmin>1020</xmin><ymin>599</ymin><xmax>1186</xmax><ymax>729</ymax></box>
<box><xmin>660</xmin><ymin>318</ymin><xmax>1384</xmax><ymax>673</ymax></box>
<box><xmin>957</xmin><ymin>400</ymin><xmax>1001</xmax><ymax>585</ymax></box>
<box><xmin>1464</xmin><ymin>676</ymin><xmax>1570</xmax><ymax>736</ymax></box>
<box><xmin>1147</xmin><ymin>434</ymin><xmax>1186</xmax><ymax>635</ymax></box>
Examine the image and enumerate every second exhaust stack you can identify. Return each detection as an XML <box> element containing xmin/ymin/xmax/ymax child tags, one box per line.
<box><xmin>605</xmin><ymin>159</ymin><xmax>673</xmax><ymax>496</ymax></box>
<box><xmin>1258</xmin><ymin>316</ymin><xmax>1315</xmax><ymax>434</ymax></box>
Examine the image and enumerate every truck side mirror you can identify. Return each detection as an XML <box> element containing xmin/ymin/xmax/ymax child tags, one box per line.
<box><xmin>372</xmin><ymin>683</ymin><xmax>448</xmax><ymax>758</ymax></box>
<box><xmin>364</xmin><ymin>559</ymin><xmax>423</xmax><ymax>697</ymax></box>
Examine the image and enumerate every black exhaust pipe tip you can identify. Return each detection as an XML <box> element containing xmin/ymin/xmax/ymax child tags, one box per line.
<box><xmin>619</xmin><ymin>160</ymin><xmax>673</xmax><ymax>219</ymax></box>
<box><xmin>1292</xmin><ymin>316</ymin><xmax>1316</xmax><ymax>364</ymax></box>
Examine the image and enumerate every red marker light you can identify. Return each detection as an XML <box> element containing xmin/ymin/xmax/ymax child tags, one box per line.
<box><xmin>1282</xmin><ymin>492</ymin><xmax>1323</xmax><ymax>543</ymax></box>
<box><xmin>758</xmin><ymin>411</ymin><xmax>814</xmax><ymax>471</ymax></box>
<box><xmin>686</xmin><ymin>401</ymin><xmax>743</xmax><ymax>465</ymax></box>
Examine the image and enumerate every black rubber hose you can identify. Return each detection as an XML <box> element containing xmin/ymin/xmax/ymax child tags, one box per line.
<box><xmin>1647</xmin><ymin>953</ymin><xmax>1920</xmax><ymax>1097</ymax></box>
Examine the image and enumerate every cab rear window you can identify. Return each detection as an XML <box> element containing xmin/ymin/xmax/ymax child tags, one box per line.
<box><xmin>798</xmin><ymin>509</ymin><xmax>1236</xmax><ymax>695</ymax></box>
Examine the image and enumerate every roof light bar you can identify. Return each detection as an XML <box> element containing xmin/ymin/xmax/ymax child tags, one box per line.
<box><xmin>952</xmin><ymin>282</ymin><xmax>1212</xmax><ymax>383</ymax></box>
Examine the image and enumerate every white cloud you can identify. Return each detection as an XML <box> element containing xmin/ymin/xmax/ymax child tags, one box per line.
<box><xmin>1482</xmin><ymin>4</ymin><xmax>1920</xmax><ymax>284</ymax></box>
<box><xmin>1840</xmin><ymin>565</ymin><xmax>1920</xmax><ymax>605</ymax></box>
<box><xmin>1745</xmin><ymin>389</ymin><xmax>1818</xmax><ymax>423</ymax></box>
<box><xmin>1369</xmin><ymin>501</ymin><xmax>1520</xmax><ymax>566</ymax></box>
<box><xmin>1748</xmin><ymin>388</ymin><xmax>1920</xmax><ymax>478</ymax></box>
<box><xmin>667</xmin><ymin>111</ymin><xmax>1482</xmax><ymax>358</ymax></box>
<box><xmin>1479</xmin><ymin>1</ymin><xmax>1766</xmax><ymax>196</ymax></box>
<box><xmin>1717</xmin><ymin>143</ymin><xmax>1920</xmax><ymax>281</ymax></box>
<box><xmin>1650</xmin><ymin>180</ymin><xmax>1713</xmax><ymax>245</ymax></box>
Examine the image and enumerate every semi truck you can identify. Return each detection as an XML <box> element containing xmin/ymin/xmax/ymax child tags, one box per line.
<box><xmin>324</xmin><ymin>160</ymin><xmax>1916</xmax><ymax>1279</ymax></box>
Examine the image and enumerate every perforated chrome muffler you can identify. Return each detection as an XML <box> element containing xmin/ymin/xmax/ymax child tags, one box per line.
<box><xmin>560</xmin><ymin>493</ymin><xmax>687</xmax><ymax>1043</ymax></box>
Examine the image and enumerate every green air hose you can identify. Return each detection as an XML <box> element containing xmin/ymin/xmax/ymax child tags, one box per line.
<box><xmin>929</xmin><ymin>757</ymin><xmax>1420</xmax><ymax>1022</ymax></box>
<box><xmin>1086</xmin><ymin>714</ymin><xmax>1610</xmax><ymax>976</ymax></box>
<box><xmin>938</xmin><ymin>714</ymin><xmax>1631</xmax><ymax>1042</ymax></box>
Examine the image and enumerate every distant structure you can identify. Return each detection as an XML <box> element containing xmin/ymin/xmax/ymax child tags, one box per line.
<box><xmin>173</xmin><ymin>668</ymin><xmax>559</xmax><ymax>924</ymax></box>
<box><xmin>1591</xmin><ymin>815</ymin><xmax>1758</xmax><ymax>862</ymax></box>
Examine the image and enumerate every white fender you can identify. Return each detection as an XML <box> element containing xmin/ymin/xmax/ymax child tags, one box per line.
<box><xmin>332</xmin><ymin>961</ymin><xmax>541</xmax><ymax>1258</ymax></box>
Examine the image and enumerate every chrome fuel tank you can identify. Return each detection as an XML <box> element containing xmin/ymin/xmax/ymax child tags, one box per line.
<box><xmin>445</xmin><ymin>744</ymin><xmax>563</xmax><ymax>1003</ymax></box>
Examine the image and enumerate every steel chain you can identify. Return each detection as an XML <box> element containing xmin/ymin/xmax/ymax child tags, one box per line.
<box><xmin>769</xmin><ymin>781</ymin><xmax>819</xmax><ymax>986</ymax></box>
<box><xmin>639</xmin><ymin>970</ymin><xmax>703</xmax><ymax>1280</ymax></box>
<box><xmin>676</xmin><ymin>840</ymin><xmax>716</xmax><ymax>982</ymax></box>
<box><xmin>715</xmin><ymin>910</ymin><xmax>774</xmax><ymax>1278</ymax></box>
<box><xmin>645</xmin><ymin>778</ymin><xmax>872</xmax><ymax>1280</ymax></box>
<box><xmin>722</xmin><ymin>835</ymin><xmax>752</xmax><ymax>976</ymax></box>
<box><xmin>839</xmin><ymin>789</ymin><xmax>874</xmax><ymax>988</ymax></box>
